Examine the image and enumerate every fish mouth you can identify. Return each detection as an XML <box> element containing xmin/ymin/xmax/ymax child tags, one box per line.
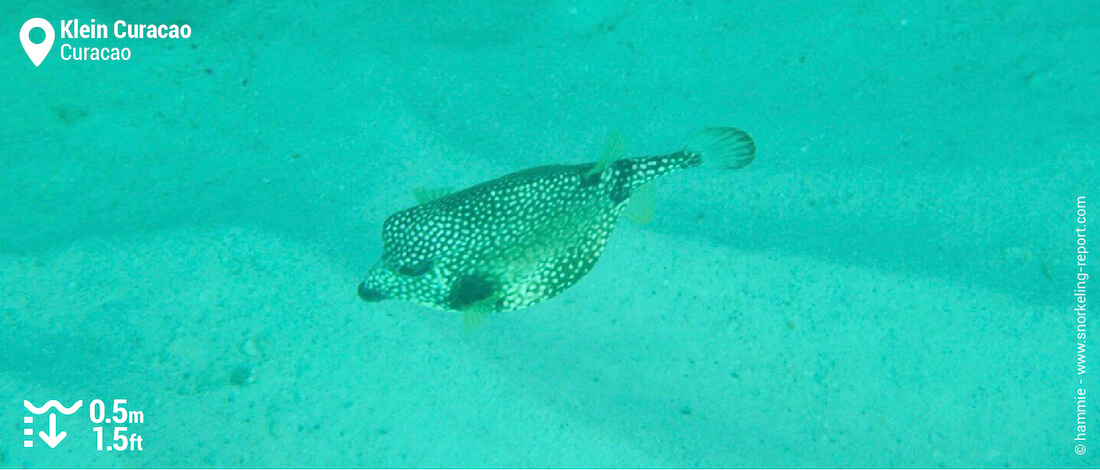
<box><xmin>357</xmin><ymin>282</ymin><xmax>388</xmax><ymax>302</ymax></box>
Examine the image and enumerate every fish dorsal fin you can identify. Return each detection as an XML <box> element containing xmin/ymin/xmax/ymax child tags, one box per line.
<box><xmin>623</xmin><ymin>181</ymin><xmax>656</xmax><ymax>224</ymax></box>
<box><xmin>584</xmin><ymin>131</ymin><xmax>628</xmax><ymax>178</ymax></box>
<box><xmin>413</xmin><ymin>187</ymin><xmax>457</xmax><ymax>204</ymax></box>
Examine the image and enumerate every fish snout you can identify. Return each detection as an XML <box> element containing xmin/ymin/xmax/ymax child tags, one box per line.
<box><xmin>357</xmin><ymin>282</ymin><xmax>388</xmax><ymax>302</ymax></box>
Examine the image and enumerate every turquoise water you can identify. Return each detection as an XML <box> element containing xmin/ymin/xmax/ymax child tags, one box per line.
<box><xmin>1</xmin><ymin>0</ymin><xmax>1096</xmax><ymax>467</ymax></box>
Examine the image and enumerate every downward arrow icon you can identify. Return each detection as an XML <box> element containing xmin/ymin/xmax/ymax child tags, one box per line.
<box><xmin>38</xmin><ymin>413</ymin><xmax>66</xmax><ymax>448</ymax></box>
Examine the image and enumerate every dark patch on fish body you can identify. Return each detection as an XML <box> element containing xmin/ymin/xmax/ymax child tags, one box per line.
<box><xmin>448</xmin><ymin>273</ymin><xmax>497</xmax><ymax>310</ymax></box>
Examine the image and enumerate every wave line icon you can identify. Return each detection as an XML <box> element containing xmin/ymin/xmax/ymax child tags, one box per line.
<box><xmin>24</xmin><ymin>400</ymin><xmax>83</xmax><ymax>415</ymax></box>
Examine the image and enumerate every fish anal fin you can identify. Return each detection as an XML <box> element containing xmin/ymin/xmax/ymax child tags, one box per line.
<box><xmin>623</xmin><ymin>182</ymin><xmax>656</xmax><ymax>224</ymax></box>
<box><xmin>413</xmin><ymin>187</ymin><xmax>457</xmax><ymax>204</ymax></box>
<box><xmin>584</xmin><ymin>131</ymin><xmax>628</xmax><ymax>178</ymax></box>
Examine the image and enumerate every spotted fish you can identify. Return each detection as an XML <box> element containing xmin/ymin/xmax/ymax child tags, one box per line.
<box><xmin>357</xmin><ymin>127</ymin><xmax>755</xmax><ymax>316</ymax></box>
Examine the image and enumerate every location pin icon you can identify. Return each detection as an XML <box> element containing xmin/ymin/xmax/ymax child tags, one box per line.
<box><xmin>20</xmin><ymin>18</ymin><xmax>55</xmax><ymax>67</ymax></box>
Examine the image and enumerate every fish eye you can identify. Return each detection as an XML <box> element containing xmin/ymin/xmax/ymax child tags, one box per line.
<box><xmin>397</xmin><ymin>259</ymin><xmax>433</xmax><ymax>277</ymax></box>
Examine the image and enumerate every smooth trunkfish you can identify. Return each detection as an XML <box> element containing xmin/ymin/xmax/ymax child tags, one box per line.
<box><xmin>358</xmin><ymin>127</ymin><xmax>756</xmax><ymax>319</ymax></box>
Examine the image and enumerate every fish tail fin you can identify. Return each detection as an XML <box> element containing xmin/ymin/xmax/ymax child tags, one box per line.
<box><xmin>684</xmin><ymin>127</ymin><xmax>756</xmax><ymax>169</ymax></box>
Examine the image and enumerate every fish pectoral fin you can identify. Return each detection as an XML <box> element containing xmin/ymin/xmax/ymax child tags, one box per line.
<box><xmin>584</xmin><ymin>131</ymin><xmax>628</xmax><ymax>178</ymax></box>
<box><xmin>623</xmin><ymin>181</ymin><xmax>657</xmax><ymax>224</ymax></box>
<box><xmin>413</xmin><ymin>187</ymin><xmax>457</xmax><ymax>204</ymax></box>
<box><xmin>461</xmin><ymin>299</ymin><xmax>498</xmax><ymax>333</ymax></box>
<box><xmin>450</xmin><ymin>273</ymin><xmax>502</xmax><ymax>332</ymax></box>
